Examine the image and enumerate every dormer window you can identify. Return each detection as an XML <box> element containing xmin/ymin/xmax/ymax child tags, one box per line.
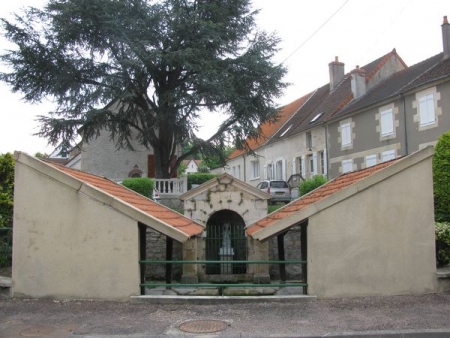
<box><xmin>279</xmin><ymin>124</ymin><xmax>292</xmax><ymax>137</ymax></box>
<box><xmin>310</xmin><ymin>112</ymin><xmax>323</xmax><ymax>124</ymax></box>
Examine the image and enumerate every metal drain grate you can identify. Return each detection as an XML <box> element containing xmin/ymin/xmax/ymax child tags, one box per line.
<box><xmin>179</xmin><ymin>320</ymin><xmax>228</xmax><ymax>333</ymax></box>
<box><xmin>20</xmin><ymin>326</ymin><xmax>56</xmax><ymax>337</ymax></box>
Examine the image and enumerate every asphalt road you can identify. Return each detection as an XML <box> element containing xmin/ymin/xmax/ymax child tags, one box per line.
<box><xmin>1</xmin><ymin>293</ymin><xmax>450</xmax><ymax>337</ymax></box>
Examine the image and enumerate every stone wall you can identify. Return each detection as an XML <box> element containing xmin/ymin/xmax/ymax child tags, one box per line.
<box><xmin>144</xmin><ymin>228</ymin><xmax>183</xmax><ymax>281</ymax></box>
<box><xmin>269</xmin><ymin>225</ymin><xmax>303</xmax><ymax>280</ymax></box>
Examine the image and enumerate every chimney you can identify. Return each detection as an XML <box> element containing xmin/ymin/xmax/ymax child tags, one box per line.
<box><xmin>350</xmin><ymin>66</ymin><xmax>366</xmax><ymax>100</ymax></box>
<box><xmin>329</xmin><ymin>56</ymin><xmax>345</xmax><ymax>91</ymax></box>
<box><xmin>443</xmin><ymin>16</ymin><xmax>450</xmax><ymax>59</ymax></box>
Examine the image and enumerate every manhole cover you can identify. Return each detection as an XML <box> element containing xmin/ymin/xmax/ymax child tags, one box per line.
<box><xmin>20</xmin><ymin>326</ymin><xmax>56</xmax><ymax>337</ymax></box>
<box><xmin>179</xmin><ymin>320</ymin><xmax>227</xmax><ymax>333</ymax></box>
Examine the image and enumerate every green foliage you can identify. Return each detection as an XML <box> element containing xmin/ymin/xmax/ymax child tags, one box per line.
<box><xmin>35</xmin><ymin>152</ymin><xmax>49</xmax><ymax>159</ymax></box>
<box><xmin>268</xmin><ymin>204</ymin><xmax>283</xmax><ymax>214</ymax></box>
<box><xmin>435</xmin><ymin>222</ymin><xmax>450</xmax><ymax>267</ymax></box>
<box><xmin>177</xmin><ymin>162</ymin><xmax>188</xmax><ymax>177</ymax></box>
<box><xmin>1</xmin><ymin>0</ymin><xmax>287</xmax><ymax>178</ymax></box>
<box><xmin>197</xmin><ymin>164</ymin><xmax>210</xmax><ymax>173</ymax></box>
<box><xmin>433</xmin><ymin>131</ymin><xmax>450</xmax><ymax>222</ymax></box>
<box><xmin>0</xmin><ymin>228</ymin><xmax>12</xmax><ymax>267</ymax></box>
<box><xmin>122</xmin><ymin>178</ymin><xmax>154</xmax><ymax>200</ymax></box>
<box><xmin>0</xmin><ymin>153</ymin><xmax>14</xmax><ymax>228</ymax></box>
<box><xmin>299</xmin><ymin>175</ymin><xmax>328</xmax><ymax>196</ymax></box>
<box><xmin>187</xmin><ymin>173</ymin><xmax>217</xmax><ymax>190</ymax></box>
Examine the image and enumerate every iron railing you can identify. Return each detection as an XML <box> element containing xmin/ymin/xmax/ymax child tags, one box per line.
<box><xmin>140</xmin><ymin>259</ymin><xmax>307</xmax><ymax>295</ymax></box>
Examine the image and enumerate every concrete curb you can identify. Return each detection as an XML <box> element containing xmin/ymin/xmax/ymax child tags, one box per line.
<box><xmin>72</xmin><ymin>329</ymin><xmax>450</xmax><ymax>338</ymax></box>
<box><xmin>130</xmin><ymin>294</ymin><xmax>317</xmax><ymax>304</ymax></box>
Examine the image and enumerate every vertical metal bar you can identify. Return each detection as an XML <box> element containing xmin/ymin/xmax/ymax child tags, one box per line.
<box><xmin>301</xmin><ymin>221</ymin><xmax>308</xmax><ymax>295</ymax></box>
<box><xmin>138</xmin><ymin>224</ymin><xmax>147</xmax><ymax>295</ymax></box>
<box><xmin>165</xmin><ymin>237</ymin><xmax>173</xmax><ymax>285</ymax></box>
<box><xmin>277</xmin><ymin>232</ymin><xmax>287</xmax><ymax>282</ymax></box>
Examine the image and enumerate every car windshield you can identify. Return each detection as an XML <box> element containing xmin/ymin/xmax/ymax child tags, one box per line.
<box><xmin>270</xmin><ymin>181</ymin><xmax>288</xmax><ymax>188</ymax></box>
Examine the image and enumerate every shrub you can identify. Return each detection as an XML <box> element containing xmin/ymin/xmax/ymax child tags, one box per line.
<box><xmin>433</xmin><ymin>131</ymin><xmax>450</xmax><ymax>222</ymax></box>
<box><xmin>122</xmin><ymin>177</ymin><xmax>154</xmax><ymax>199</ymax></box>
<box><xmin>187</xmin><ymin>173</ymin><xmax>217</xmax><ymax>190</ymax></box>
<box><xmin>299</xmin><ymin>175</ymin><xmax>328</xmax><ymax>196</ymax></box>
<box><xmin>435</xmin><ymin>222</ymin><xmax>450</xmax><ymax>267</ymax></box>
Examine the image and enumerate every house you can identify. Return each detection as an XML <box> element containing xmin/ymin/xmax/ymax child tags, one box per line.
<box><xmin>327</xmin><ymin>17</ymin><xmax>450</xmax><ymax>176</ymax></box>
<box><xmin>227</xmin><ymin>50</ymin><xmax>407</xmax><ymax>186</ymax></box>
<box><xmin>226</xmin><ymin>17</ymin><xmax>450</xmax><ymax>187</ymax></box>
<box><xmin>182</xmin><ymin>159</ymin><xmax>202</xmax><ymax>174</ymax></box>
<box><xmin>226</xmin><ymin>92</ymin><xmax>314</xmax><ymax>182</ymax></box>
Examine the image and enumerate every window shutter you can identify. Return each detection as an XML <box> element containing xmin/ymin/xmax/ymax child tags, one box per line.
<box><xmin>282</xmin><ymin>159</ymin><xmax>286</xmax><ymax>180</ymax></box>
<box><xmin>381</xmin><ymin>109</ymin><xmax>393</xmax><ymax>136</ymax></box>
<box><xmin>426</xmin><ymin>95</ymin><xmax>435</xmax><ymax>124</ymax></box>
<box><xmin>263</xmin><ymin>165</ymin><xmax>267</xmax><ymax>180</ymax></box>
<box><xmin>312</xmin><ymin>153</ymin><xmax>318</xmax><ymax>176</ymax></box>
<box><xmin>323</xmin><ymin>149</ymin><xmax>328</xmax><ymax>176</ymax></box>
<box><xmin>301</xmin><ymin>156</ymin><xmax>306</xmax><ymax>178</ymax></box>
<box><xmin>292</xmin><ymin>157</ymin><xmax>296</xmax><ymax>174</ymax></box>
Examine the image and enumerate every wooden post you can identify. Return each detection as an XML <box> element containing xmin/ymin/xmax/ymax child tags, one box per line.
<box><xmin>165</xmin><ymin>237</ymin><xmax>173</xmax><ymax>286</ymax></box>
<box><xmin>138</xmin><ymin>224</ymin><xmax>147</xmax><ymax>295</ymax></box>
<box><xmin>277</xmin><ymin>232</ymin><xmax>287</xmax><ymax>282</ymax></box>
<box><xmin>301</xmin><ymin>221</ymin><xmax>308</xmax><ymax>295</ymax></box>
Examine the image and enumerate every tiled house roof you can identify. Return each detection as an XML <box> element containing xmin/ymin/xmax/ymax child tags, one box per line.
<box><xmin>46</xmin><ymin>161</ymin><xmax>204</xmax><ymax>240</ymax></box>
<box><xmin>246</xmin><ymin>158</ymin><xmax>400</xmax><ymax>238</ymax></box>
<box><xmin>228</xmin><ymin>92</ymin><xmax>313</xmax><ymax>159</ymax></box>
<box><xmin>333</xmin><ymin>53</ymin><xmax>446</xmax><ymax>119</ymax></box>
<box><xmin>269</xmin><ymin>50</ymin><xmax>406</xmax><ymax>141</ymax></box>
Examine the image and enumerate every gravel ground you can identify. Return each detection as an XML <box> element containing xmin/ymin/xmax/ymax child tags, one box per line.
<box><xmin>1</xmin><ymin>293</ymin><xmax>450</xmax><ymax>337</ymax></box>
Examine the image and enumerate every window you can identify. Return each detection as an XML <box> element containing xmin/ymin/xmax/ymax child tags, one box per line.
<box><xmin>319</xmin><ymin>151</ymin><xmax>325</xmax><ymax>175</ymax></box>
<box><xmin>342</xmin><ymin>159</ymin><xmax>353</xmax><ymax>173</ymax></box>
<box><xmin>341</xmin><ymin>122</ymin><xmax>351</xmax><ymax>147</ymax></box>
<box><xmin>251</xmin><ymin>160</ymin><xmax>260</xmax><ymax>179</ymax></box>
<box><xmin>310</xmin><ymin>112</ymin><xmax>323</xmax><ymax>124</ymax></box>
<box><xmin>419</xmin><ymin>94</ymin><xmax>436</xmax><ymax>126</ymax></box>
<box><xmin>365</xmin><ymin>154</ymin><xmax>377</xmax><ymax>168</ymax></box>
<box><xmin>380</xmin><ymin>109</ymin><xmax>394</xmax><ymax>136</ymax></box>
<box><xmin>308</xmin><ymin>154</ymin><xmax>314</xmax><ymax>177</ymax></box>
<box><xmin>266</xmin><ymin>163</ymin><xmax>273</xmax><ymax>180</ymax></box>
<box><xmin>279</xmin><ymin>125</ymin><xmax>292</xmax><ymax>137</ymax></box>
<box><xmin>306</xmin><ymin>132</ymin><xmax>312</xmax><ymax>150</ymax></box>
<box><xmin>382</xmin><ymin>150</ymin><xmax>396</xmax><ymax>162</ymax></box>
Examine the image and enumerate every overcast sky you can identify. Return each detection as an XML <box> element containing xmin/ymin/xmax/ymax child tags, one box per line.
<box><xmin>0</xmin><ymin>0</ymin><xmax>448</xmax><ymax>155</ymax></box>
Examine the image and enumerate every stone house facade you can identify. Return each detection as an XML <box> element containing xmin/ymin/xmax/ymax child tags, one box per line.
<box><xmin>226</xmin><ymin>17</ymin><xmax>450</xmax><ymax>185</ymax></box>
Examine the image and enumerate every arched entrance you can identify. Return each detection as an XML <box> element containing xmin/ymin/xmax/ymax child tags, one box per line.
<box><xmin>205</xmin><ymin>210</ymin><xmax>247</xmax><ymax>275</ymax></box>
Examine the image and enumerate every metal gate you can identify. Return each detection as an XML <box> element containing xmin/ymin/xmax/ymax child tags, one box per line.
<box><xmin>205</xmin><ymin>210</ymin><xmax>247</xmax><ymax>274</ymax></box>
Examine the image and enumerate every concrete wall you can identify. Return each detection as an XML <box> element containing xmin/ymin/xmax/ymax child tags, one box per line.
<box><xmin>307</xmin><ymin>155</ymin><xmax>436</xmax><ymax>298</ymax></box>
<box><xmin>13</xmin><ymin>160</ymin><xmax>140</xmax><ymax>300</ymax></box>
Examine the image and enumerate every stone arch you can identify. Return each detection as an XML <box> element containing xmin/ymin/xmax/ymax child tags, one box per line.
<box><xmin>205</xmin><ymin>209</ymin><xmax>247</xmax><ymax>274</ymax></box>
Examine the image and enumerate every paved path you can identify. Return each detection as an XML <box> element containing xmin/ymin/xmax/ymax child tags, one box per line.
<box><xmin>1</xmin><ymin>293</ymin><xmax>450</xmax><ymax>337</ymax></box>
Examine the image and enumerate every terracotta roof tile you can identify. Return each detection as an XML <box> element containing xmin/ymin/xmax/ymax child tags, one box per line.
<box><xmin>228</xmin><ymin>93</ymin><xmax>313</xmax><ymax>159</ymax></box>
<box><xmin>246</xmin><ymin>159</ymin><xmax>398</xmax><ymax>237</ymax></box>
<box><xmin>46</xmin><ymin>163</ymin><xmax>204</xmax><ymax>238</ymax></box>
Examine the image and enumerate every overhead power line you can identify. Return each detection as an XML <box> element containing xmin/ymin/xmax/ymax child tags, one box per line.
<box><xmin>281</xmin><ymin>0</ymin><xmax>350</xmax><ymax>64</ymax></box>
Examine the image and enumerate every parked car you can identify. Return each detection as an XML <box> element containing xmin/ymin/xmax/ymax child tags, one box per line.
<box><xmin>256</xmin><ymin>180</ymin><xmax>291</xmax><ymax>205</ymax></box>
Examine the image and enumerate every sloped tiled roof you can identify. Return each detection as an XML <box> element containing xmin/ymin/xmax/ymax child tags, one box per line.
<box><xmin>246</xmin><ymin>158</ymin><xmax>400</xmax><ymax>238</ymax></box>
<box><xmin>334</xmin><ymin>53</ymin><xmax>446</xmax><ymax>119</ymax></box>
<box><xmin>228</xmin><ymin>92</ymin><xmax>313</xmax><ymax>159</ymax></box>
<box><xmin>269</xmin><ymin>50</ymin><xmax>405</xmax><ymax>141</ymax></box>
<box><xmin>45</xmin><ymin>161</ymin><xmax>204</xmax><ymax>240</ymax></box>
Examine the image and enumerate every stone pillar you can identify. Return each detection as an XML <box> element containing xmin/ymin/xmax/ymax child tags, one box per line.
<box><xmin>181</xmin><ymin>237</ymin><xmax>199</xmax><ymax>284</ymax></box>
<box><xmin>248</xmin><ymin>238</ymin><xmax>270</xmax><ymax>283</ymax></box>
